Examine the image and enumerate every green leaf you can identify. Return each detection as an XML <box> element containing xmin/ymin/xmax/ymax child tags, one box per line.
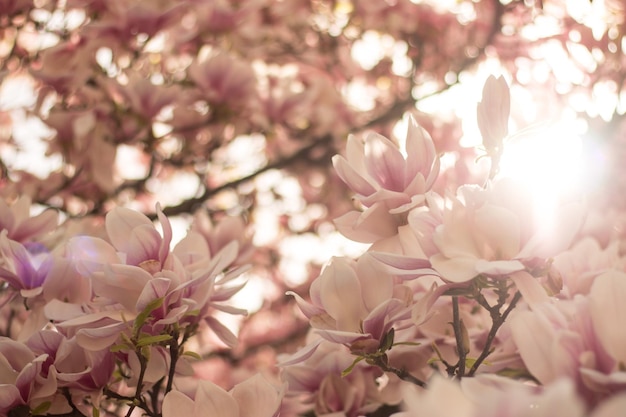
<box><xmin>136</xmin><ymin>334</ymin><xmax>173</xmax><ymax>348</ymax></box>
<box><xmin>183</xmin><ymin>351</ymin><xmax>202</xmax><ymax>360</ymax></box>
<box><xmin>110</xmin><ymin>343</ymin><xmax>132</xmax><ymax>353</ymax></box>
<box><xmin>392</xmin><ymin>341</ymin><xmax>421</xmax><ymax>347</ymax></box>
<box><xmin>465</xmin><ymin>357</ymin><xmax>491</xmax><ymax>368</ymax></box>
<box><xmin>379</xmin><ymin>328</ymin><xmax>394</xmax><ymax>352</ymax></box>
<box><xmin>141</xmin><ymin>345</ymin><xmax>151</xmax><ymax>360</ymax></box>
<box><xmin>93</xmin><ymin>406</ymin><xmax>101</xmax><ymax>417</ymax></box>
<box><xmin>133</xmin><ymin>297</ymin><xmax>164</xmax><ymax>337</ymax></box>
<box><xmin>341</xmin><ymin>356</ymin><xmax>365</xmax><ymax>377</ymax></box>
<box><xmin>31</xmin><ymin>401</ymin><xmax>51</xmax><ymax>416</ymax></box>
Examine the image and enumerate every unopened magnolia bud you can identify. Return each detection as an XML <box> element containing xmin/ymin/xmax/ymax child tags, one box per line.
<box><xmin>544</xmin><ymin>265</ymin><xmax>563</xmax><ymax>296</ymax></box>
<box><xmin>460</xmin><ymin>319</ymin><xmax>470</xmax><ymax>355</ymax></box>
<box><xmin>477</xmin><ymin>75</ymin><xmax>510</xmax><ymax>154</ymax></box>
<box><xmin>350</xmin><ymin>339</ymin><xmax>380</xmax><ymax>356</ymax></box>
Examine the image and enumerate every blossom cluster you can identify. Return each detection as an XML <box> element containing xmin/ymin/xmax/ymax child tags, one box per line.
<box><xmin>279</xmin><ymin>76</ymin><xmax>626</xmax><ymax>416</ymax></box>
<box><xmin>0</xmin><ymin>197</ymin><xmax>283</xmax><ymax>416</ymax></box>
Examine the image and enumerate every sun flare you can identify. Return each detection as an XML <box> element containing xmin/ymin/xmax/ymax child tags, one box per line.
<box><xmin>498</xmin><ymin>121</ymin><xmax>587</xmax><ymax>231</ymax></box>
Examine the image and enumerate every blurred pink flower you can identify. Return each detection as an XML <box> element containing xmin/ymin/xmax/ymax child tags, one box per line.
<box><xmin>394</xmin><ymin>375</ymin><xmax>585</xmax><ymax>417</ymax></box>
<box><xmin>0</xmin><ymin>196</ymin><xmax>58</xmax><ymax>244</ymax></box>
<box><xmin>188</xmin><ymin>50</ymin><xmax>257</xmax><ymax>107</ymax></box>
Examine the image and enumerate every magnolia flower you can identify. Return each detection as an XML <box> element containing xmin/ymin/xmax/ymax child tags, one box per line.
<box><xmin>285</xmin><ymin>254</ymin><xmax>441</xmax><ymax>372</ymax></box>
<box><xmin>552</xmin><ymin>237</ymin><xmax>621</xmax><ymax>298</ymax></box>
<box><xmin>26</xmin><ymin>330</ymin><xmax>114</xmax><ymax>392</ymax></box>
<box><xmin>162</xmin><ymin>374</ymin><xmax>283</xmax><ymax>417</ymax></box>
<box><xmin>0</xmin><ymin>196</ymin><xmax>58</xmax><ymax>244</ymax></box>
<box><xmin>58</xmin><ymin>205</ymin><xmax>248</xmax><ymax>350</ymax></box>
<box><xmin>428</xmin><ymin>178</ymin><xmax>584</xmax><ymax>285</ymax></box>
<box><xmin>188</xmin><ymin>50</ymin><xmax>257</xmax><ymax>107</ymax></box>
<box><xmin>281</xmin><ymin>337</ymin><xmax>403</xmax><ymax>417</ymax></box>
<box><xmin>510</xmin><ymin>276</ymin><xmax>626</xmax><ymax>407</ymax></box>
<box><xmin>332</xmin><ymin>115</ymin><xmax>440</xmax><ymax>242</ymax></box>
<box><xmin>0</xmin><ymin>337</ymin><xmax>57</xmax><ymax>415</ymax></box>
<box><xmin>288</xmin><ymin>256</ymin><xmax>410</xmax><ymax>349</ymax></box>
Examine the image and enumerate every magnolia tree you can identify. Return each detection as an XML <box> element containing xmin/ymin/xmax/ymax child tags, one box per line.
<box><xmin>2</xmin><ymin>0</ymin><xmax>626</xmax><ymax>416</ymax></box>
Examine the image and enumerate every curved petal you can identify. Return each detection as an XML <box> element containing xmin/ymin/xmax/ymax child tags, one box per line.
<box><xmin>589</xmin><ymin>270</ymin><xmax>626</xmax><ymax>364</ymax></box>
<box><xmin>332</xmin><ymin>154</ymin><xmax>376</xmax><ymax>197</ymax></box>
<box><xmin>231</xmin><ymin>374</ymin><xmax>283</xmax><ymax>417</ymax></box>
<box><xmin>162</xmin><ymin>390</ymin><xmax>195</xmax><ymax>417</ymax></box>
<box><xmin>105</xmin><ymin>207</ymin><xmax>154</xmax><ymax>253</ymax></box>
<box><xmin>194</xmin><ymin>380</ymin><xmax>239</xmax><ymax>417</ymax></box>
<box><xmin>364</xmin><ymin>132</ymin><xmax>406</xmax><ymax>192</ymax></box>
<box><xmin>318</xmin><ymin>258</ymin><xmax>365</xmax><ymax>332</ymax></box>
<box><xmin>430</xmin><ymin>254</ymin><xmax>478</xmax><ymax>283</ymax></box>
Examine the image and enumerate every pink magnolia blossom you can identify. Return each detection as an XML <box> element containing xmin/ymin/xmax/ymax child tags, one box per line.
<box><xmin>281</xmin><ymin>337</ymin><xmax>403</xmax><ymax>417</ymax></box>
<box><xmin>188</xmin><ymin>50</ymin><xmax>257</xmax><ymax>108</ymax></box>
<box><xmin>428</xmin><ymin>178</ymin><xmax>584</xmax><ymax>284</ymax></box>
<box><xmin>552</xmin><ymin>237</ymin><xmax>622</xmax><ymax>298</ymax></box>
<box><xmin>332</xmin><ymin>116</ymin><xmax>440</xmax><ymax>242</ymax></box>
<box><xmin>288</xmin><ymin>256</ymin><xmax>412</xmax><ymax>350</ymax></box>
<box><xmin>510</xmin><ymin>282</ymin><xmax>626</xmax><ymax>406</ymax></box>
<box><xmin>0</xmin><ymin>196</ymin><xmax>58</xmax><ymax>244</ymax></box>
<box><xmin>0</xmin><ymin>232</ymin><xmax>90</xmax><ymax>303</ymax></box>
<box><xmin>0</xmin><ymin>337</ymin><xmax>57</xmax><ymax>415</ymax></box>
<box><xmin>57</xmin><ymin>205</ymin><xmax>248</xmax><ymax>351</ymax></box>
<box><xmin>26</xmin><ymin>330</ymin><xmax>114</xmax><ymax>393</ymax></box>
<box><xmin>162</xmin><ymin>374</ymin><xmax>283</xmax><ymax>417</ymax></box>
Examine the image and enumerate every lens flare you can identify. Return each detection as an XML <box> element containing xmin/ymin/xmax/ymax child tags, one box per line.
<box><xmin>497</xmin><ymin>122</ymin><xmax>586</xmax><ymax>232</ymax></box>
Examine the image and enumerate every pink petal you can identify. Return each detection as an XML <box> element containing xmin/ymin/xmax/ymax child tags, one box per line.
<box><xmin>589</xmin><ymin>270</ymin><xmax>626</xmax><ymax>364</ymax></box>
<box><xmin>276</xmin><ymin>338</ymin><xmax>322</xmax><ymax>367</ymax></box>
<box><xmin>136</xmin><ymin>277</ymin><xmax>171</xmax><ymax>312</ymax></box>
<box><xmin>332</xmin><ymin>154</ymin><xmax>376</xmax><ymax>197</ymax></box>
<box><xmin>364</xmin><ymin>132</ymin><xmax>406</xmax><ymax>192</ymax></box>
<box><xmin>156</xmin><ymin>203</ymin><xmax>173</xmax><ymax>265</ymax></box>
<box><xmin>162</xmin><ymin>391</ymin><xmax>195</xmax><ymax>417</ymax></box>
<box><xmin>231</xmin><ymin>374</ymin><xmax>283</xmax><ymax>417</ymax></box>
<box><xmin>314</xmin><ymin>328</ymin><xmax>366</xmax><ymax>345</ymax></box>
<box><xmin>318</xmin><ymin>258</ymin><xmax>365</xmax><ymax>332</ymax></box>
<box><xmin>405</xmin><ymin>116</ymin><xmax>437</xmax><ymax>181</ymax></box>
<box><xmin>474</xmin><ymin>259</ymin><xmax>524</xmax><ymax>276</ymax></box>
<box><xmin>430</xmin><ymin>254</ymin><xmax>478</xmax><ymax>283</ymax></box>
<box><xmin>204</xmin><ymin>316</ymin><xmax>238</xmax><ymax>348</ymax></box>
<box><xmin>334</xmin><ymin>203</ymin><xmax>398</xmax><ymax>243</ymax></box>
<box><xmin>126</xmin><ymin>225</ymin><xmax>162</xmax><ymax>265</ymax></box>
<box><xmin>367</xmin><ymin>251</ymin><xmax>435</xmax><ymax>280</ymax></box>
<box><xmin>474</xmin><ymin>204</ymin><xmax>521</xmax><ymax>260</ymax></box>
<box><xmin>105</xmin><ymin>207</ymin><xmax>153</xmax><ymax>254</ymax></box>
<box><xmin>510</xmin><ymin>270</ymin><xmax>549</xmax><ymax>306</ymax></box>
<box><xmin>67</xmin><ymin>236</ymin><xmax>121</xmax><ymax>275</ymax></box>
<box><xmin>509</xmin><ymin>309</ymin><xmax>555</xmax><ymax>384</ymax></box>
<box><xmin>194</xmin><ymin>380</ymin><xmax>239</xmax><ymax>417</ymax></box>
<box><xmin>285</xmin><ymin>291</ymin><xmax>324</xmax><ymax>319</ymax></box>
<box><xmin>355</xmin><ymin>254</ymin><xmax>394</xmax><ymax>310</ymax></box>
